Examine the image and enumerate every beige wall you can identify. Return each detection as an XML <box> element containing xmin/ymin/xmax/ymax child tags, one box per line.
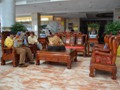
<box><xmin>66</xmin><ymin>18</ymin><xmax>80</xmax><ymax>32</ymax></box>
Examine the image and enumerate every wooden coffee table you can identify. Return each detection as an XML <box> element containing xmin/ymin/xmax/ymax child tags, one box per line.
<box><xmin>36</xmin><ymin>49</ymin><xmax>77</xmax><ymax>69</ymax></box>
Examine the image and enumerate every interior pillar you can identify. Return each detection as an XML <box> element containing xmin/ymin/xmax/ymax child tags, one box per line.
<box><xmin>32</xmin><ymin>13</ymin><xmax>41</xmax><ymax>37</ymax></box>
<box><xmin>1</xmin><ymin>0</ymin><xmax>15</xmax><ymax>31</ymax></box>
<box><xmin>114</xmin><ymin>8</ymin><xmax>120</xmax><ymax>21</ymax></box>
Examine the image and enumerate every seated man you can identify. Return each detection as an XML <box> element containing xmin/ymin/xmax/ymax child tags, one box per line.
<box><xmin>28</xmin><ymin>32</ymin><xmax>42</xmax><ymax>50</ymax></box>
<box><xmin>4</xmin><ymin>31</ymin><xmax>34</xmax><ymax>67</ymax></box>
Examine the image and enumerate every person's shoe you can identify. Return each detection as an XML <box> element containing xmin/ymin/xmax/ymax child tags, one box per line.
<box><xmin>29</xmin><ymin>61</ymin><xmax>35</xmax><ymax>64</ymax></box>
<box><xmin>19</xmin><ymin>63</ymin><xmax>28</xmax><ymax>67</ymax></box>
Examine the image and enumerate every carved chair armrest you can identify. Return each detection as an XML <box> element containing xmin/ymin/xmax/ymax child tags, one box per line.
<box><xmin>94</xmin><ymin>51</ymin><xmax>112</xmax><ymax>57</ymax></box>
<box><xmin>3</xmin><ymin>47</ymin><xmax>13</xmax><ymax>50</ymax></box>
<box><xmin>93</xmin><ymin>48</ymin><xmax>110</xmax><ymax>53</ymax></box>
<box><xmin>3</xmin><ymin>47</ymin><xmax>16</xmax><ymax>54</ymax></box>
<box><xmin>94</xmin><ymin>44</ymin><xmax>104</xmax><ymax>48</ymax></box>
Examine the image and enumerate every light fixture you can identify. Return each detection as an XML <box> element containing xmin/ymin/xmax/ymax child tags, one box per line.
<box><xmin>41</xmin><ymin>18</ymin><xmax>49</xmax><ymax>21</ymax></box>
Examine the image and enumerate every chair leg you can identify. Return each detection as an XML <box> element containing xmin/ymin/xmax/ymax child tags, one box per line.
<box><xmin>83</xmin><ymin>52</ymin><xmax>86</xmax><ymax>57</ymax></box>
<box><xmin>13</xmin><ymin>59</ymin><xmax>17</xmax><ymax>67</ymax></box>
<box><xmin>1</xmin><ymin>57</ymin><xmax>5</xmax><ymax>65</ymax></box>
<box><xmin>89</xmin><ymin>65</ymin><xmax>95</xmax><ymax>77</ymax></box>
<box><xmin>111</xmin><ymin>67</ymin><xmax>117</xmax><ymax>80</ymax></box>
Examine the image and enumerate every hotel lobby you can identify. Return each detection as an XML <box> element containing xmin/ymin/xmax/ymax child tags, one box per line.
<box><xmin>0</xmin><ymin>0</ymin><xmax>120</xmax><ymax>90</ymax></box>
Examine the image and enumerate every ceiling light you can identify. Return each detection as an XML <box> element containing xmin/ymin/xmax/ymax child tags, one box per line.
<box><xmin>51</xmin><ymin>0</ymin><xmax>69</xmax><ymax>2</ymax></box>
<box><xmin>41</xmin><ymin>18</ymin><xmax>49</xmax><ymax>21</ymax></box>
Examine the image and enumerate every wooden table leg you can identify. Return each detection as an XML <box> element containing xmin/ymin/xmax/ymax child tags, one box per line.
<box><xmin>73</xmin><ymin>50</ymin><xmax>77</xmax><ymax>62</ymax></box>
<box><xmin>67</xmin><ymin>59</ymin><xmax>71</xmax><ymax>69</ymax></box>
<box><xmin>74</xmin><ymin>57</ymin><xmax>77</xmax><ymax>62</ymax></box>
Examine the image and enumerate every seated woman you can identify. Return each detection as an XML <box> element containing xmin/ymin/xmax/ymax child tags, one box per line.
<box><xmin>47</xmin><ymin>35</ymin><xmax>65</xmax><ymax>51</ymax></box>
<box><xmin>28</xmin><ymin>32</ymin><xmax>42</xmax><ymax>50</ymax></box>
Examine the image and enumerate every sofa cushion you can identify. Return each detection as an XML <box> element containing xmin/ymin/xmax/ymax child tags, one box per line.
<box><xmin>95</xmin><ymin>55</ymin><xmax>112</xmax><ymax>65</ymax></box>
<box><xmin>70</xmin><ymin>36</ymin><xmax>75</xmax><ymax>45</ymax></box>
<box><xmin>48</xmin><ymin>35</ymin><xmax>64</xmax><ymax>46</ymax></box>
<box><xmin>47</xmin><ymin>45</ymin><xmax>66</xmax><ymax>51</ymax></box>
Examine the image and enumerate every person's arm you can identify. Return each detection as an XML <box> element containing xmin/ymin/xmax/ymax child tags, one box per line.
<box><xmin>13</xmin><ymin>39</ymin><xmax>18</xmax><ymax>47</ymax></box>
<box><xmin>34</xmin><ymin>36</ymin><xmax>38</xmax><ymax>43</ymax></box>
<box><xmin>28</xmin><ymin>36</ymin><xmax>32</xmax><ymax>44</ymax></box>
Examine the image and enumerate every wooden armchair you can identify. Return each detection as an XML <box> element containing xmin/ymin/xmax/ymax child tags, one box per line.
<box><xmin>89</xmin><ymin>36</ymin><xmax>120</xmax><ymax>80</ymax></box>
<box><xmin>1</xmin><ymin>31</ymin><xmax>18</xmax><ymax>67</ymax></box>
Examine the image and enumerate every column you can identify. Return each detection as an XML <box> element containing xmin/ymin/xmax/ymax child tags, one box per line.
<box><xmin>64</xmin><ymin>18</ymin><xmax>66</xmax><ymax>31</ymax></box>
<box><xmin>32</xmin><ymin>13</ymin><xmax>41</xmax><ymax>36</ymax></box>
<box><xmin>114</xmin><ymin>8</ymin><xmax>120</xmax><ymax>21</ymax></box>
<box><xmin>1</xmin><ymin>0</ymin><xmax>15</xmax><ymax>31</ymax></box>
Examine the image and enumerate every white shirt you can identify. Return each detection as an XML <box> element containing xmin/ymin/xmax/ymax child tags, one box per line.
<box><xmin>28</xmin><ymin>36</ymin><xmax>38</xmax><ymax>44</ymax></box>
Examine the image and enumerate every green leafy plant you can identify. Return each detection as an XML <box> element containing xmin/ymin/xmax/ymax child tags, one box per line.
<box><xmin>87</xmin><ymin>23</ymin><xmax>100</xmax><ymax>31</ymax></box>
<box><xmin>105</xmin><ymin>21</ymin><xmax>120</xmax><ymax>35</ymax></box>
<box><xmin>10</xmin><ymin>22</ymin><xmax>27</xmax><ymax>34</ymax></box>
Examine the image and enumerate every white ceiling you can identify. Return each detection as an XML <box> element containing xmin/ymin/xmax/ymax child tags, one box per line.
<box><xmin>15</xmin><ymin>0</ymin><xmax>120</xmax><ymax>18</ymax></box>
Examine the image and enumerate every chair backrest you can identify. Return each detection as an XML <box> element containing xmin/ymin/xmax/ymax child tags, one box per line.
<box><xmin>76</xmin><ymin>33</ymin><xmax>87</xmax><ymax>46</ymax></box>
<box><xmin>65</xmin><ymin>32</ymin><xmax>75</xmax><ymax>46</ymax></box>
<box><xmin>113</xmin><ymin>36</ymin><xmax>120</xmax><ymax>55</ymax></box>
<box><xmin>108</xmin><ymin>35</ymin><xmax>115</xmax><ymax>51</ymax></box>
<box><xmin>104</xmin><ymin>35</ymin><xmax>111</xmax><ymax>44</ymax></box>
<box><xmin>111</xmin><ymin>36</ymin><xmax>120</xmax><ymax>64</ymax></box>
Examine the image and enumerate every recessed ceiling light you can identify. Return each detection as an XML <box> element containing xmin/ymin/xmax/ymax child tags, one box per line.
<box><xmin>51</xmin><ymin>0</ymin><xmax>69</xmax><ymax>2</ymax></box>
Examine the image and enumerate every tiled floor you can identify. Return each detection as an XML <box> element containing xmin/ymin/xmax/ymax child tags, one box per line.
<box><xmin>0</xmin><ymin>56</ymin><xmax>120</xmax><ymax>90</ymax></box>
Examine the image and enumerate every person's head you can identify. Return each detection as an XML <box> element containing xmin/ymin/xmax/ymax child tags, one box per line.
<box><xmin>71</xmin><ymin>29</ymin><xmax>74</xmax><ymax>32</ymax></box>
<box><xmin>15</xmin><ymin>32</ymin><xmax>21</xmax><ymax>38</ymax></box>
<box><xmin>30</xmin><ymin>31</ymin><xmax>35</xmax><ymax>37</ymax></box>
<box><xmin>49</xmin><ymin>30</ymin><xmax>52</xmax><ymax>35</ymax></box>
<box><xmin>9</xmin><ymin>31</ymin><xmax>15</xmax><ymax>39</ymax></box>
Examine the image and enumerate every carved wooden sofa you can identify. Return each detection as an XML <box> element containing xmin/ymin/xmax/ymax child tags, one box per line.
<box><xmin>1</xmin><ymin>31</ymin><xmax>32</xmax><ymax>66</ymax></box>
<box><xmin>56</xmin><ymin>32</ymin><xmax>88</xmax><ymax>56</ymax></box>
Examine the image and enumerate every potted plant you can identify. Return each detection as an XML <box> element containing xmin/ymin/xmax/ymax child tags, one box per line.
<box><xmin>10</xmin><ymin>22</ymin><xmax>27</xmax><ymax>34</ymax></box>
<box><xmin>105</xmin><ymin>21</ymin><xmax>120</xmax><ymax>35</ymax></box>
<box><xmin>88</xmin><ymin>23</ymin><xmax>100</xmax><ymax>33</ymax></box>
<box><xmin>87</xmin><ymin>23</ymin><xmax>100</xmax><ymax>38</ymax></box>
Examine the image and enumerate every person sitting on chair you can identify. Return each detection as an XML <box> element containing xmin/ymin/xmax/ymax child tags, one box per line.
<box><xmin>4</xmin><ymin>31</ymin><xmax>34</xmax><ymax>67</ymax></box>
<box><xmin>28</xmin><ymin>31</ymin><xmax>42</xmax><ymax>50</ymax></box>
<box><xmin>47</xmin><ymin>35</ymin><xmax>65</xmax><ymax>51</ymax></box>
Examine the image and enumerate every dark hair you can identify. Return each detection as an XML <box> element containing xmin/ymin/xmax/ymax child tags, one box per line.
<box><xmin>30</xmin><ymin>31</ymin><xmax>35</xmax><ymax>35</ymax></box>
<box><xmin>10</xmin><ymin>31</ymin><xmax>16</xmax><ymax>35</ymax></box>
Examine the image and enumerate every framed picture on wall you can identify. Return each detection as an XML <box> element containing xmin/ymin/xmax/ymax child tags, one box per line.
<box><xmin>68</xmin><ymin>23</ymin><xmax>73</xmax><ymax>30</ymax></box>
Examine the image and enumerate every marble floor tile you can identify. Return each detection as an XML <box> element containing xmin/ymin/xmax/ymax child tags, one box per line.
<box><xmin>0</xmin><ymin>56</ymin><xmax>120</xmax><ymax>90</ymax></box>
